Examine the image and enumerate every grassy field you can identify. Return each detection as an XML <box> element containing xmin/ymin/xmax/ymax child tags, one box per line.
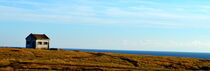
<box><xmin>0</xmin><ymin>47</ymin><xmax>210</xmax><ymax>71</ymax></box>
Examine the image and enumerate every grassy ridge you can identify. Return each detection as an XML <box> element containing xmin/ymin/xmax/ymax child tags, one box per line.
<box><xmin>0</xmin><ymin>47</ymin><xmax>210</xmax><ymax>71</ymax></box>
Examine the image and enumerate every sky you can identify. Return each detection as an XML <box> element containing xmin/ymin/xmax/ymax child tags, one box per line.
<box><xmin>1</xmin><ymin>0</ymin><xmax>210</xmax><ymax>52</ymax></box>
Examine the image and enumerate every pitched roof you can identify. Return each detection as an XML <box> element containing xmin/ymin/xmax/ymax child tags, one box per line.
<box><xmin>27</xmin><ymin>34</ymin><xmax>50</xmax><ymax>39</ymax></box>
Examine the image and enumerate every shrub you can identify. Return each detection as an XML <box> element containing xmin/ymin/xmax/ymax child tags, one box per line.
<box><xmin>0</xmin><ymin>60</ymin><xmax>10</xmax><ymax>66</ymax></box>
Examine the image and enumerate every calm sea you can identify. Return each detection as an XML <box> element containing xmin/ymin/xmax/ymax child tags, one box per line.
<box><xmin>5</xmin><ymin>47</ymin><xmax>210</xmax><ymax>59</ymax></box>
<box><xmin>65</xmin><ymin>48</ymin><xmax>210</xmax><ymax>59</ymax></box>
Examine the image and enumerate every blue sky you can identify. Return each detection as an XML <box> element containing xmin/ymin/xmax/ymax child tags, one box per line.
<box><xmin>1</xmin><ymin>0</ymin><xmax>210</xmax><ymax>52</ymax></box>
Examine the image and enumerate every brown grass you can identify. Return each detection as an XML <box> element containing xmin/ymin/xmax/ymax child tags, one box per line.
<box><xmin>0</xmin><ymin>47</ymin><xmax>210</xmax><ymax>71</ymax></box>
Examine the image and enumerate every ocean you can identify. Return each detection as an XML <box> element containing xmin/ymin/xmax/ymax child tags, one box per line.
<box><xmin>6</xmin><ymin>47</ymin><xmax>210</xmax><ymax>59</ymax></box>
<box><xmin>65</xmin><ymin>48</ymin><xmax>210</xmax><ymax>59</ymax></box>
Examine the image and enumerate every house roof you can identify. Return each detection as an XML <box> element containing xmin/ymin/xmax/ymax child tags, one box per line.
<box><xmin>26</xmin><ymin>34</ymin><xmax>50</xmax><ymax>40</ymax></box>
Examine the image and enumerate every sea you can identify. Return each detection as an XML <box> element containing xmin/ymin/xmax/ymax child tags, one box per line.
<box><xmin>65</xmin><ymin>48</ymin><xmax>210</xmax><ymax>59</ymax></box>
<box><xmin>3</xmin><ymin>47</ymin><xmax>210</xmax><ymax>59</ymax></box>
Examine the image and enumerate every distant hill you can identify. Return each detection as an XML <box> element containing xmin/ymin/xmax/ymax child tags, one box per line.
<box><xmin>0</xmin><ymin>47</ymin><xmax>210</xmax><ymax>71</ymax></box>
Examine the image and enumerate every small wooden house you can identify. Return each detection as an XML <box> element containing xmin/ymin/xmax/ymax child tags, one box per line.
<box><xmin>26</xmin><ymin>34</ymin><xmax>50</xmax><ymax>49</ymax></box>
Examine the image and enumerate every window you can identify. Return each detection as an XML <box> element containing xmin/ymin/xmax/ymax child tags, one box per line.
<box><xmin>44</xmin><ymin>42</ymin><xmax>48</xmax><ymax>45</ymax></box>
<box><xmin>38</xmin><ymin>42</ymin><xmax>42</xmax><ymax>45</ymax></box>
<box><xmin>26</xmin><ymin>41</ymin><xmax>30</xmax><ymax>44</ymax></box>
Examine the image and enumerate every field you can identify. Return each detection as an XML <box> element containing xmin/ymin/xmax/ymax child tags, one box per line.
<box><xmin>0</xmin><ymin>47</ymin><xmax>210</xmax><ymax>71</ymax></box>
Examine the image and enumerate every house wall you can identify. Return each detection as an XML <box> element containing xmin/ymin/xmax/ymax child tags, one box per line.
<box><xmin>26</xmin><ymin>36</ymin><xmax>36</xmax><ymax>48</ymax></box>
<box><xmin>36</xmin><ymin>39</ymin><xmax>49</xmax><ymax>49</ymax></box>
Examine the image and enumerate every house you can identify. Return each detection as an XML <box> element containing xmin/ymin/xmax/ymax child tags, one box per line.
<box><xmin>26</xmin><ymin>34</ymin><xmax>50</xmax><ymax>49</ymax></box>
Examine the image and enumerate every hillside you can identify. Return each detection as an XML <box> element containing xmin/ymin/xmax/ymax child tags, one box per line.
<box><xmin>0</xmin><ymin>47</ymin><xmax>210</xmax><ymax>71</ymax></box>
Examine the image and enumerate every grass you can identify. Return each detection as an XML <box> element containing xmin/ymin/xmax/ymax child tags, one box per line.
<box><xmin>0</xmin><ymin>47</ymin><xmax>210</xmax><ymax>71</ymax></box>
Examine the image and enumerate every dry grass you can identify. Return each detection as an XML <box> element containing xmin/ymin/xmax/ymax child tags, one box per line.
<box><xmin>0</xmin><ymin>47</ymin><xmax>210</xmax><ymax>71</ymax></box>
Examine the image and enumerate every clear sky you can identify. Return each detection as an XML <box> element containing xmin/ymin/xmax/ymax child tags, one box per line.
<box><xmin>1</xmin><ymin>0</ymin><xmax>210</xmax><ymax>52</ymax></box>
